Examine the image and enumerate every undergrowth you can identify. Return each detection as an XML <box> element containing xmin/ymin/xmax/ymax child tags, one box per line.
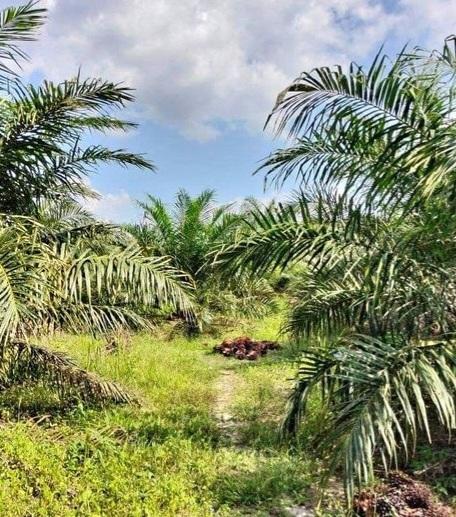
<box><xmin>0</xmin><ymin>315</ymin><xmax>321</xmax><ymax>516</ymax></box>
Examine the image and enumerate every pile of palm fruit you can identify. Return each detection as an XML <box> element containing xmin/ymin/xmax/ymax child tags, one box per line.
<box><xmin>354</xmin><ymin>472</ymin><xmax>452</xmax><ymax>516</ymax></box>
<box><xmin>213</xmin><ymin>336</ymin><xmax>280</xmax><ymax>360</ymax></box>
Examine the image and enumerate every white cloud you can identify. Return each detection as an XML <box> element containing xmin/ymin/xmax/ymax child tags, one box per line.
<box><xmin>82</xmin><ymin>191</ymin><xmax>139</xmax><ymax>223</ymax></box>
<box><xmin>16</xmin><ymin>0</ymin><xmax>456</xmax><ymax>141</ymax></box>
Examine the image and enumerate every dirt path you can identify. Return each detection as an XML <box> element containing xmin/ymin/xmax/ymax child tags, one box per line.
<box><xmin>213</xmin><ymin>367</ymin><xmax>316</xmax><ymax>516</ymax></box>
<box><xmin>213</xmin><ymin>368</ymin><xmax>242</xmax><ymax>445</ymax></box>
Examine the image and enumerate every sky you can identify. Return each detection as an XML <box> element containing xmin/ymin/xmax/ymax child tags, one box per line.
<box><xmin>4</xmin><ymin>0</ymin><xmax>456</xmax><ymax>221</ymax></box>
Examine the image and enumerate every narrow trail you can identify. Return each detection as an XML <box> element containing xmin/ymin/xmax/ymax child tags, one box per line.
<box><xmin>213</xmin><ymin>368</ymin><xmax>242</xmax><ymax>445</ymax></box>
<box><xmin>213</xmin><ymin>367</ymin><xmax>316</xmax><ymax>516</ymax></box>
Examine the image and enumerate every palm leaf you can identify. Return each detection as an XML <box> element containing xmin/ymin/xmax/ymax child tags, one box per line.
<box><xmin>2</xmin><ymin>341</ymin><xmax>132</xmax><ymax>404</ymax></box>
<box><xmin>284</xmin><ymin>334</ymin><xmax>456</xmax><ymax>502</ymax></box>
<box><xmin>0</xmin><ymin>1</ymin><xmax>45</xmax><ymax>77</ymax></box>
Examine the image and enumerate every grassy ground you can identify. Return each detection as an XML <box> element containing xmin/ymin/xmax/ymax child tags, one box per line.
<box><xmin>0</xmin><ymin>314</ymin><xmax>328</xmax><ymax>516</ymax></box>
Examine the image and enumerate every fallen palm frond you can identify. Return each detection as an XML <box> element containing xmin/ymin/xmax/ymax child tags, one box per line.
<box><xmin>0</xmin><ymin>341</ymin><xmax>133</xmax><ymax>404</ymax></box>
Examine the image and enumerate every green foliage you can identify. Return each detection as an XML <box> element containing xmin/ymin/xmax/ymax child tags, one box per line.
<box><xmin>0</xmin><ymin>3</ymin><xmax>450</xmax><ymax>512</ymax></box>
<box><xmin>134</xmin><ymin>189</ymin><xmax>236</xmax><ymax>280</ymax></box>
<box><xmin>0</xmin><ymin>211</ymin><xmax>197</xmax><ymax>403</ymax></box>
<box><xmin>0</xmin><ymin>215</ymin><xmax>194</xmax><ymax>339</ymax></box>
<box><xmin>284</xmin><ymin>335</ymin><xmax>455</xmax><ymax>499</ymax></box>
<box><xmin>232</xmin><ymin>360</ymin><xmax>296</xmax><ymax>449</ymax></box>
<box><xmin>0</xmin><ymin>1</ymin><xmax>154</xmax><ymax>215</ymax></box>
<box><xmin>220</xmin><ymin>37</ymin><xmax>456</xmax><ymax>503</ymax></box>
<box><xmin>0</xmin><ymin>74</ymin><xmax>153</xmax><ymax>215</ymax></box>
<box><xmin>0</xmin><ymin>329</ymin><xmax>318</xmax><ymax>516</ymax></box>
<box><xmin>262</xmin><ymin>37</ymin><xmax>456</xmax><ymax>211</ymax></box>
<box><xmin>0</xmin><ymin>2</ymin><xmax>194</xmax><ymax>404</ymax></box>
<box><xmin>410</xmin><ymin>445</ymin><xmax>456</xmax><ymax>504</ymax></box>
<box><xmin>127</xmin><ymin>189</ymin><xmax>277</xmax><ymax>330</ymax></box>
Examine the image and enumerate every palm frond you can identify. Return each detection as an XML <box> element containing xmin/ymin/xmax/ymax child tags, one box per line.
<box><xmin>0</xmin><ymin>76</ymin><xmax>154</xmax><ymax>213</ymax></box>
<box><xmin>0</xmin><ymin>1</ymin><xmax>45</xmax><ymax>77</ymax></box>
<box><xmin>216</xmin><ymin>194</ymin><xmax>364</xmax><ymax>274</ymax></box>
<box><xmin>284</xmin><ymin>334</ymin><xmax>456</xmax><ymax>502</ymax></box>
<box><xmin>2</xmin><ymin>341</ymin><xmax>132</xmax><ymax>404</ymax></box>
<box><xmin>264</xmin><ymin>44</ymin><xmax>453</xmax><ymax>211</ymax></box>
<box><xmin>64</xmin><ymin>246</ymin><xmax>195</xmax><ymax>319</ymax></box>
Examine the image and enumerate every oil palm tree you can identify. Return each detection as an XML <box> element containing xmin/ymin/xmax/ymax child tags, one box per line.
<box><xmin>220</xmin><ymin>37</ymin><xmax>456</xmax><ymax>502</ymax></box>
<box><xmin>127</xmin><ymin>189</ymin><xmax>275</xmax><ymax>329</ymax></box>
<box><xmin>131</xmin><ymin>189</ymin><xmax>236</xmax><ymax>280</ymax></box>
<box><xmin>0</xmin><ymin>2</ymin><xmax>193</xmax><ymax>404</ymax></box>
<box><xmin>0</xmin><ymin>211</ymin><xmax>194</xmax><ymax>403</ymax></box>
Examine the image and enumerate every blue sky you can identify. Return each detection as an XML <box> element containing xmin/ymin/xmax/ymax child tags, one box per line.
<box><xmin>82</xmin><ymin>119</ymin><xmax>277</xmax><ymax>221</ymax></box>
<box><xmin>6</xmin><ymin>0</ymin><xmax>456</xmax><ymax>221</ymax></box>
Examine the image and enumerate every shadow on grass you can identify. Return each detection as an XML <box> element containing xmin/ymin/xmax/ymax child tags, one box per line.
<box><xmin>0</xmin><ymin>383</ymin><xmax>221</xmax><ymax>448</ymax></box>
<box><xmin>211</xmin><ymin>451</ymin><xmax>315</xmax><ymax>511</ymax></box>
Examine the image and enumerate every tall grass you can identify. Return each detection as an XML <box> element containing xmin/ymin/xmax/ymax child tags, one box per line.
<box><xmin>0</xmin><ymin>320</ymin><xmax>321</xmax><ymax>516</ymax></box>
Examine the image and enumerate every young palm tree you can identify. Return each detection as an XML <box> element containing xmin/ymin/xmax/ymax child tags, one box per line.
<box><xmin>131</xmin><ymin>189</ymin><xmax>236</xmax><ymax>280</ymax></box>
<box><xmin>220</xmin><ymin>38</ymin><xmax>456</xmax><ymax>502</ymax></box>
<box><xmin>127</xmin><ymin>189</ymin><xmax>275</xmax><ymax>329</ymax></box>
<box><xmin>0</xmin><ymin>3</ymin><xmax>194</xmax><ymax>403</ymax></box>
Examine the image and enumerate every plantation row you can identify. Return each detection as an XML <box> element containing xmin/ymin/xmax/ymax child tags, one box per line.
<box><xmin>0</xmin><ymin>2</ymin><xmax>453</xmax><ymax>514</ymax></box>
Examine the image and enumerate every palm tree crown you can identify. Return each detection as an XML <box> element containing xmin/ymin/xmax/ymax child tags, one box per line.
<box><xmin>132</xmin><ymin>189</ymin><xmax>238</xmax><ymax>281</ymax></box>
<box><xmin>219</xmin><ymin>37</ymin><xmax>456</xmax><ymax>501</ymax></box>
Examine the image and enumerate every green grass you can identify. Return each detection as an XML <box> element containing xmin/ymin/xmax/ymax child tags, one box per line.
<box><xmin>0</xmin><ymin>316</ymin><xmax>322</xmax><ymax>516</ymax></box>
<box><xmin>409</xmin><ymin>445</ymin><xmax>456</xmax><ymax>507</ymax></box>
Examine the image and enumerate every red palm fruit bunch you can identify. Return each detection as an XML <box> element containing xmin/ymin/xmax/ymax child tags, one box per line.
<box><xmin>213</xmin><ymin>336</ymin><xmax>280</xmax><ymax>360</ymax></box>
